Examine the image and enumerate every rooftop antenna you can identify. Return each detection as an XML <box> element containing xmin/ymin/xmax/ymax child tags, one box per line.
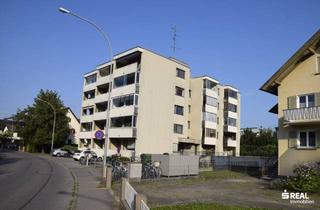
<box><xmin>171</xmin><ymin>25</ymin><xmax>178</xmax><ymax>54</ymax></box>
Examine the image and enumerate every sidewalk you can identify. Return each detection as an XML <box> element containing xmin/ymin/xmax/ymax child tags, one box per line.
<box><xmin>53</xmin><ymin>157</ymin><xmax>118</xmax><ymax>210</ymax></box>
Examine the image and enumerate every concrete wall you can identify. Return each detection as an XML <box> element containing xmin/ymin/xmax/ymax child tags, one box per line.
<box><xmin>135</xmin><ymin>50</ymin><xmax>191</xmax><ymax>155</ymax></box>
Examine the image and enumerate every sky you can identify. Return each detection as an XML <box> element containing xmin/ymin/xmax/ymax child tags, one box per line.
<box><xmin>0</xmin><ymin>0</ymin><xmax>319</xmax><ymax>128</ymax></box>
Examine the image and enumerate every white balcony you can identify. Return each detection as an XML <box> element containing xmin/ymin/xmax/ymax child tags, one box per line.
<box><xmin>227</xmin><ymin>138</ymin><xmax>237</xmax><ymax>147</ymax></box>
<box><xmin>83</xmin><ymin>83</ymin><xmax>96</xmax><ymax>92</ymax></box>
<box><xmin>204</xmin><ymin>104</ymin><xmax>218</xmax><ymax>113</ymax></box>
<box><xmin>96</xmin><ymin>75</ymin><xmax>111</xmax><ymax>86</ymax></box>
<box><xmin>79</xmin><ymin>131</ymin><xmax>94</xmax><ymax>139</ymax></box>
<box><xmin>203</xmin><ymin>89</ymin><xmax>218</xmax><ymax>98</ymax></box>
<box><xmin>113</xmin><ymin>62</ymin><xmax>138</xmax><ymax>78</ymax></box>
<box><xmin>94</xmin><ymin>111</ymin><xmax>107</xmax><ymax>121</ymax></box>
<box><xmin>109</xmin><ymin>127</ymin><xmax>137</xmax><ymax>138</ymax></box>
<box><xmin>109</xmin><ymin>106</ymin><xmax>137</xmax><ymax>118</ymax></box>
<box><xmin>94</xmin><ymin>93</ymin><xmax>109</xmax><ymax>104</ymax></box>
<box><xmin>203</xmin><ymin>137</ymin><xmax>217</xmax><ymax>145</ymax></box>
<box><xmin>203</xmin><ymin>120</ymin><xmax>217</xmax><ymax>129</ymax></box>
<box><xmin>80</xmin><ymin>114</ymin><xmax>94</xmax><ymax>123</ymax></box>
<box><xmin>227</xmin><ymin>97</ymin><xmax>238</xmax><ymax>105</ymax></box>
<box><xmin>284</xmin><ymin>106</ymin><xmax>320</xmax><ymax>124</ymax></box>
<box><xmin>226</xmin><ymin>111</ymin><xmax>237</xmax><ymax>119</ymax></box>
<box><xmin>111</xmin><ymin>84</ymin><xmax>137</xmax><ymax>98</ymax></box>
<box><xmin>224</xmin><ymin>125</ymin><xmax>238</xmax><ymax>133</ymax></box>
<box><xmin>82</xmin><ymin>98</ymin><xmax>95</xmax><ymax>107</ymax></box>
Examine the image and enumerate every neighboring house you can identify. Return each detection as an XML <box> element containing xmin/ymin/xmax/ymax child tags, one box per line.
<box><xmin>79</xmin><ymin>46</ymin><xmax>241</xmax><ymax>158</ymax></box>
<box><xmin>0</xmin><ymin>118</ymin><xmax>24</xmax><ymax>151</ymax></box>
<box><xmin>261</xmin><ymin>30</ymin><xmax>320</xmax><ymax>176</ymax></box>
<box><xmin>65</xmin><ymin>107</ymin><xmax>80</xmax><ymax>145</ymax></box>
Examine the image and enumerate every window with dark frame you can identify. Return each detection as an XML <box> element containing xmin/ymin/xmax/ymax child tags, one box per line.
<box><xmin>176</xmin><ymin>68</ymin><xmax>185</xmax><ymax>79</ymax></box>
<box><xmin>299</xmin><ymin>131</ymin><xmax>316</xmax><ymax>148</ymax></box>
<box><xmin>174</xmin><ymin>105</ymin><xmax>184</xmax><ymax>115</ymax></box>
<box><xmin>205</xmin><ymin>128</ymin><xmax>216</xmax><ymax>138</ymax></box>
<box><xmin>174</xmin><ymin>124</ymin><xmax>183</xmax><ymax>134</ymax></box>
<box><xmin>175</xmin><ymin>86</ymin><xmax>185</xmax><ymax>97</ymax></box>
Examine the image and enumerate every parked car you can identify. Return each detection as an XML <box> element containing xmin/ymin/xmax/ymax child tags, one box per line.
<box><xmin>52</xmin><ymin>148</ymin><xmax>69</xmax><ymax>157</ymax></box>
<box><xmin>73</xmin><ymin>150</ymin><xmax>99</xmax><ymax>161</ymax></box>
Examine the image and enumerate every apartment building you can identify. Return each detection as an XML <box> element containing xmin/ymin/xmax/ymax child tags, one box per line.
<box><xmin>79</xmin><ymin>47</ymin><xmax>240</xmax><ymax>157</ymax></box>
<box><xmin>261</xmin><ymin>30</ymin><xmax>320</xmax><ymax>176</ymax></box>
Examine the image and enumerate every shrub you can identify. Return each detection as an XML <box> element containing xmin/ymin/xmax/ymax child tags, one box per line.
<box><xmin>272</xmin><ymin>162</ymin><xmax>320</xmax><ymax>193</ymax></box>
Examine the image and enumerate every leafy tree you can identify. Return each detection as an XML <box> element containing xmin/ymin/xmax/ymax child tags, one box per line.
<box><xmin>240</xmin><ymin>128</ymin><xmax>277</xmax><ymax>156</ymax></box>
<box><xmin>15</xmin><ymin>89</ymin><xmax>70</xmax><ymax>153</ymax></box>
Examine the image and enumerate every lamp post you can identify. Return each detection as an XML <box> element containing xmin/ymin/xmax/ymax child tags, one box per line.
<box><xmin>59</xmin><ymin>7</ymin><xmax>114</xmax><ymax>176</ymax></box>
<box><xmin>36</xmin><ymin>97</ymin><xmax>56</xmax><ymax>154</ymax></box>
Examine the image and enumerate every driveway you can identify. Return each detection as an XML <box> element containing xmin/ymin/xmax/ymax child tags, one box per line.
<box><xmin>0</xmin><ymin>151</ymin><xmax>117</xmax><ymax>210</ymax></box>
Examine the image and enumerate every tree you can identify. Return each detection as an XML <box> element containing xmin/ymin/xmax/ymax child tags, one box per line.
<box><xmin>240</xmin><ymin>128</ymin><xmax>277</xmax><ymax>156</ymax></box>
<box><xmin>15</xmin><ymin>89</ymin><xmax>70</xmax><ymax>153</ymax></box>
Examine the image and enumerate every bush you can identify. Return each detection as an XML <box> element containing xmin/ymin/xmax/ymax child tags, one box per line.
<box><xmin>272</xmin><ymin>162</ymin><xmax>320</xmax><ymax>193</ymax></box>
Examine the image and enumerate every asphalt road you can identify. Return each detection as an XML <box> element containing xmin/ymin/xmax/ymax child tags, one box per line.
<box><xmin>0</xmin><ymin>151</ymin><xmax>73</xmax><ymax>210</ymax></box>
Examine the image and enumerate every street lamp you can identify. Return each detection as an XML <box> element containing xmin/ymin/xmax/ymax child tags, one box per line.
<box><xmin>59</xmin><ymin>7</ymin><xmax>114</xmax><ymax>176</ymax></box>
<box><xmin>36</xmin><ymin>97</ymin><xmax>56</xmax><ymax>154</ymax></box>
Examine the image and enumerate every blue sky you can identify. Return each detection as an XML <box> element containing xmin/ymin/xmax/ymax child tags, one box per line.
<box><xmin>0</xmin><ymin>0</ymin><xmax>319</xmax><ymax>128</ymax></box>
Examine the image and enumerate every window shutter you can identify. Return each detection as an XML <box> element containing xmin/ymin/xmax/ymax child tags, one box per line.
<box><xmin>317</xmin><ymin>131</ymin><xmax>320</xmax><ymax>148</ymax></box>
<box><xmin>315</xmin><ymin>92</ymin><xmax>320</xmax><ymax>106</ymax></box>
<box><xmin>317</xmin><ymin>56</ymin><xmax>320</xmax><ymax>73</ymax></box>
<box><xmin>288</xmin><ymin>131</ymin><xmax>298</xmax><ymax>148</ymax></box>
<box><xmin>287</xmin><ymin>96</ymin><xmax>297</xmax><ymax>109</ymax></box>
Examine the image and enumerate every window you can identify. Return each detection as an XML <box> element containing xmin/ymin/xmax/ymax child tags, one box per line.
<box><xmin>99</xmin><ymin>65</ymin><xmax>112</xmax><ymax>77</ymax></box>
<box><xmin>203</xmin><ymin>79</ymin><xmax>216</xmax><ymax>90</ymax></box>
<box><xmin>85</xmin><ymin>74</ymin><xmax>97</xmax><ymax>85</ymax></box>
<box><xmin>204</xmin><ymin>96</ymin><xmax>218</xmax><ymax>107</ymax></box>
<box><xmin>81</xmin><ymin>122</ymin><xmax>92</xmax><ymax>132</ymax></box>
<box><xmin>174</xmin><ymin>124</ymin><xmax>183</xmax><ymax>134</ymax></box>
<box><xmin>298</xmin><ymin>94</ymin><xmax>315</xmax><ymax>108</ymax></box>
<box><xmin>113</xmin><ymin>94</ymin><xmax>134</xmax><ymax>108</ymax></box>
<box><xmin>226</xmin><ymin>117</ymin><xmax>237</xmax><ymax>127</ymax></box>
<box><xmin>84</xmin><ymin>90</ymin><xmax>95</xmax><ymax>100</ymax></box>
<box><xmin>113</xmin><ymin>73</ymin><xmax>135</xmax><ymax>88</ymax></box>
<box><xmin>176</xmin><ymin>68</ymin><xmax>185</xmax><ymax>79</ymax></box>
<box><xmin>175</xmin><ymin>86</ymin><xmax>185</xmax><ymax>97</ymax></box>
<box><xmin>225</xmin><ymin>89</ymin><xmax>237</xmax><ymax>99</ymax></box>
<box><xmin>203</xmin><ymin>112</ymin><xmax>217</xmax><ymax>122</ymax></box>
<box><xmin>188</xmin><ymin>121</ymin><xmax>190</xmax><ymax>129</ymax></box>
<box><xmin>299</xmin><ymin>131</ymin><xmax>316</xmax><ymax>148</ymax></box>
<box><xmin>96</xmin><ymin>102</ymin><xmax>108</xmax><ymax>112</ymax></box>
<box><xmin>188</xmin><ymin>105</ymin><xmax>191</xmax><ymax>114</ymax></box>
<box><xmin>227</xmin><ymin>103</ymin><xmax>237</xmax><ymax>112</ymax></box>
<box><xmin>110</xmin><ymin>116</ymin><xmax>133</xmax><ymax>128</ymax></box>
<box><xmin>174</xmin><ymin>105</ymin><xmax>184</xmax><ymax>115</ymax></box>
<box><xmin>82</xmin><ymin>107</ymin><xmax>94</xmax><ymax>116</ymax></box>
<box><xmin>205</xmin><ymin>128</ymin><xmax>216</xmax><ymax>138</ymax></box>
<box><xmin>189</xmin><ymin>89</ymin><xmax>192</xmax><ymax>98</ymax></box>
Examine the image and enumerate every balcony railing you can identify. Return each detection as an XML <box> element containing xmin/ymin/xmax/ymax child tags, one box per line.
<box><xmin>284</xmin><ymin>106</ymin><xmax>320</xmax><ymax>122</ymax></box>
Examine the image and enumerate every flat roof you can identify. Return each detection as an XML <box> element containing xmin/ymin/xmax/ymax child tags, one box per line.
<box><xmin>84</xmin><ymin>46</ymin><xmax>190</xmax><ymax>76</ymax></box>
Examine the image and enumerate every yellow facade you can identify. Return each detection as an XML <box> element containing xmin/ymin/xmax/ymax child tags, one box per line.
<box><xmin>261</xmin><ymin>30</ymin><xmax>320</xmax><ymax>176</ymax></box>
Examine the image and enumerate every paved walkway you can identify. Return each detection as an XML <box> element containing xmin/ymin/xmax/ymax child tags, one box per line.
<box><xmin>45</xmin><ymin>155</ymin><xmax>118</xmax><ymax>210</ymax></box>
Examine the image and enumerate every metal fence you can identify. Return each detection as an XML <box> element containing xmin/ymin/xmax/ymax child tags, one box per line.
<box><xmin>199</xmin><ymin>154</ymin><xmax>277</xmax><ymax>176</ymax></box>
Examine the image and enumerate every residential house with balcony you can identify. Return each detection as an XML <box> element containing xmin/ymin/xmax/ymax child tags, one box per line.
<box><xmin>261</xmin><ymin>30</ymin><xmax>320</xmax><ymax>176</ymax></box>
<box><xmin>79</xmin><ymin>47</ymin><xmax>241</xmax><ymax>158</ymax></box>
